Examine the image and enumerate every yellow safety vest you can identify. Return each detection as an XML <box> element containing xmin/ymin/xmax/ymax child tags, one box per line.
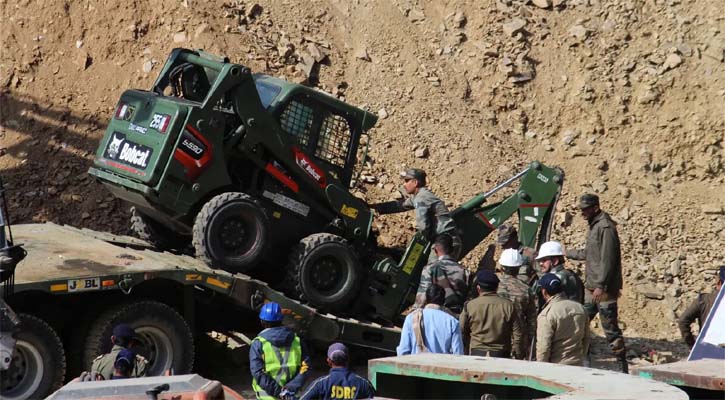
<box><xmin>252</xmin><ymin>335</ymin><xmax>302</xmax><ymax>400</ymax></box>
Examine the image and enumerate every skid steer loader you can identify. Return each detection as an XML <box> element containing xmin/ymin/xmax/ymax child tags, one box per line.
<box><xmin>90</xmin><ymin>48</ymin><xmax>565</xmax><ymax>316</ymax></box>
<box><xmin>89</xmin><ymin>48</ymin><xmax>381</xmax><ymax>310</ymax></box>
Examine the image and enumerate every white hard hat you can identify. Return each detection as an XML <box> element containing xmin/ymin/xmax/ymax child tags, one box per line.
<box><xmin>499</xmin><ymin>248</ymin><xmax>524</xmax><ymax>267</ymax></box>
<box><xmin>536</xmin><ymin>241</ymin><xmax>564</xmax><ymax>260</ymax></box>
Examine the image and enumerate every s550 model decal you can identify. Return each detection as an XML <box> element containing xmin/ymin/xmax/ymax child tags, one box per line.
<box><xmin>103</xmin><ymin>132</ymin><xmax>153</xmax><ymax>169</ymax></box>
<box><xmin>173</xmin><ymin>125</ymin><xmax>213</xmax><ymax>180</ymax></box>
<box><xmin>178</xmin><ymin>130</ymin><xmax>206</xmax><ymax>160</ymax></box>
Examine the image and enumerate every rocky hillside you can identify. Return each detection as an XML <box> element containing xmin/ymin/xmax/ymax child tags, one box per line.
<box><xmin>1</xmin><ymin>0</ymin><xmax>723</xmax><ymax>360</ymax></box>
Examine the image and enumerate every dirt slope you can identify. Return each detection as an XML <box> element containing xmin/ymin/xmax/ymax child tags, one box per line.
<box><xmin>1</xmin><ymin>0</ymin><xmax>724</xmax><ymax>364</ymax></box>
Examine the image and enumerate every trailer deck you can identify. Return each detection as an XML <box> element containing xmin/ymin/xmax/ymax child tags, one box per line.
<box><xmin>7</xmin><ymin>223</ymin><xmax>401</xmax><ymax>351</ymax></box>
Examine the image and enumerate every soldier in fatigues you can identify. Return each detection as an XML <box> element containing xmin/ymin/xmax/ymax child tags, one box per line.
<box><xmin>90</xmin><ymin>324</ymin><xmax>148</xmax><ymax>380</ymax></box>
<box><xmin>497</xmin><ymin>224</ymin><xmax>537</xmax><ymax>286</ymax></box>
<box><xmin>533</xmin><ymin>241</ymin><xmax>584</xmax><ymax>305</ymax></box>
<box><xmin>678</xmin><ymin>266</ymin><xmax>724</xmax><ymax>347</ymax></box>
<box><xmin>566</xmin><ymin>194</ymin><xmax>627</xmax><ymax>373</ymax></box>
<box><xmin>371</xmin><ymin>168</ymin><xmax>460</xmax><ymax>262</ymax></box>
<box><xmin>496</xmin><ymin>249</ymin><xmax>537</xmax><ymax>359</ymax></box>
<box><xmin>414</xmin><ymin>234</ymin><xmax>467</xmax><ymax>313</ymax></box>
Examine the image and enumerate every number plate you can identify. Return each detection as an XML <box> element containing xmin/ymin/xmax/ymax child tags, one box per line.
<box><xmin>68</xmin><ymin>277</ymin><xmax>101</xmax><ymax>292</ymax></box>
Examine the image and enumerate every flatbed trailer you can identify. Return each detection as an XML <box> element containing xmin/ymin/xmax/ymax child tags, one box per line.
<box><xmin>2</xmin><ymin>222</ymin><xmax>399</xmax><ymax>399</ymax></box>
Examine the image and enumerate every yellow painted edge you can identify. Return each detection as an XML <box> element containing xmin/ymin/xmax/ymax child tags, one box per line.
<box><xmin>186</xmin><ymin>274</ymin><xmax>203</xmax><ymax>281</ymax></box>
<box><xmin>206</xmin><ymin>277</ymin><xmax>231</xmax><ymax>289</ymax></box>
<box><xmin>50</xmin><ymin>283</ymin><xmax>68</xmax><ymax>292</ymax></box>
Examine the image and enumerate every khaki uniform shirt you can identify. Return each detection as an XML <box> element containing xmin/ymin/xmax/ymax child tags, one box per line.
<box><xmin>460</xmin><ymin>292</ymin><xmax>522</xmax><ymax>357</ymax></box>
<box><xmin>90</xmin><ymin>345</ymin><xmax>148</xmax><ymax>380</ymax></box>
<box><xmin>536</xmin><ymin>294</ymin><xmax>590</xmax><ymax>365</ymax></box>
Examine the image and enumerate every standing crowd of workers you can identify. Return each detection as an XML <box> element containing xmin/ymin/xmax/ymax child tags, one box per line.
<box><xmin>80</xmin><ymin>168</ymin><xmax>723</xmax><ymax>399</ymax></box>
<box><xmin>384</xmin><ymin>169</ymin><xmax>629</xmax><ymax>371</ymax></box>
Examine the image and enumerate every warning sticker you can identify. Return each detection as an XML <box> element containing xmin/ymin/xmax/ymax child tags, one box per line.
<box><xmin>262</xmin><ymin>191</ymin><xmax>310</xmax><ymax>217</ymax></box>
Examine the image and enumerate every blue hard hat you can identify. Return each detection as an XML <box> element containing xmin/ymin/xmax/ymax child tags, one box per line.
<box><xmin>259</xmin><ymin>302</ymin><xmax>283</xmax><ymax>322</ymax></box>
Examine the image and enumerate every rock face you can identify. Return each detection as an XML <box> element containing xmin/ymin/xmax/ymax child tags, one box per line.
<box><xmin>0</xmin><ymin>0</ymin><xmax>723</xmax><ymax>360</ymax></box>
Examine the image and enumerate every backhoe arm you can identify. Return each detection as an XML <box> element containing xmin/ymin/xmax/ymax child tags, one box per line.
<box><xmin>453</xmin><ymin>161</ymin><xmax>564</xmax><ymax>258</ymax></box>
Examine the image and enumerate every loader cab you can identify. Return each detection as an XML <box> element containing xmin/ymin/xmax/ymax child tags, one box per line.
<box><xmin>255</xmin><ymin>75</ymin><xmax>377</xmax><ymax>188</ymax></box>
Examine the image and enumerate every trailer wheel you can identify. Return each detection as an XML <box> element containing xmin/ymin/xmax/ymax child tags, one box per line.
<box><xmin>130</xmin><ymin>207</ymin><xmax>188</xmax><ymax>250</ymax></box>
<box><xmin>193</xmin><ymin>192</ymin><xmax>268</xmax><ymax>272</ymax></box>
<box><xmin>0</xmin><ymin>314</ymin><xmax>65</xmax><ymax>400</ymax></box>
<box><xmin>83</xmin><ymin>301</ymin><xmax>194</xmax><ymax>377</ymax></box>
<box><xmin>287</xmin><ymin>233</ymin><xmax>362</xmax><ymax>312</ymax></box>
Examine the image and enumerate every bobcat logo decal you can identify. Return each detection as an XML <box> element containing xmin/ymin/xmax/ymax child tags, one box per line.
<box><xmin>107</xmin><ymin>134</ymin><xmax>124</xmax><ymax>158</ymax></box>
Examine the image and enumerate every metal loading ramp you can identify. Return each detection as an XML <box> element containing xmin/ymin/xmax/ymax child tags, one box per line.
<box><xmin>368</xmin><ymin>354</ymin><xmax>687</xmax><ymax>399</ymax></box>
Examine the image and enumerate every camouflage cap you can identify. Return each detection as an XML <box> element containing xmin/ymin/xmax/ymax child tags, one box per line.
<box><xmin>577</xmin><ymin>193</ymin><xmax>600</xmax><ymax>209</ymax></box>
<box><xmin>496</xmin><ymin>223</ymin><xmax>517</xmax><ymax>245</ymax></box>
<box><xmin>400</xmin><ymin>168</ymin><xmax>427</xmax><ymax>184</ymax></box>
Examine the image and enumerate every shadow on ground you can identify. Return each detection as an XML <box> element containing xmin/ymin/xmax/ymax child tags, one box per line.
<box><xmin>0</xmin><ymin>90</ymin><xmax>129</xmax><ymax>233</ymax></box>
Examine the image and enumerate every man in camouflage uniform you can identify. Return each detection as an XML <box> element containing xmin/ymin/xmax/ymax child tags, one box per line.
<box><xmin>372</xmin><ymin>168</ymin><xmax>460</xmax><ymax>262</ymax></box>
<box><xmin>496</xmin><ymin>249</ymin><xmax>537</xmax><ymax>359</ymax></box>
<box><xmin>414</xmin><ymin>234</ymin><xmax>467</xmax><ymax>313</ymax></box>
<box><xmin>565</xmin><ymin>193</ymin><xmax>627</xmax><ymax>373</ymax></box>
<box><xmin>90</xmin><ymin>323</ymin><xmax>148</xmax><ymax>380</ymax></box>
<box><xmin>497</xmin><ymin>224</ymin><xmax>537</xmax><ymax>286</ymax></box>
<box><xmin>678</xmin><ymin>266</ymin><xmax>724</xmax><ymax>347</ymax></box>
<box><xmin>533</xmin><ymin>241</ymin><xmax>584</xmax><ymax>306</ymax></box>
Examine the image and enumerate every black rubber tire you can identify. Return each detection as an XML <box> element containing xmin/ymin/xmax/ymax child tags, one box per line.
<box><xmin>130</xmin><ymin>207</ymin><xmax>188</xmax><ymax>250</ymax></box>
<box><xmin>287</xmin><ymin>233</ymin><xmax>363</xmax><ymax>312</ymax></box>
<box><xmin>192</xmin><ymin>192</ymin><xmax>268</xmax><ymax>272</ymax></box>
<box><xmin>0</xmin><ymin>314</ymin><xmax>65</xmax><ymax>400</ymax></box>
<box><xmin>82</xmin><ymin>301</ymin><xmax>194</xmax><ymax>377</ymax></box>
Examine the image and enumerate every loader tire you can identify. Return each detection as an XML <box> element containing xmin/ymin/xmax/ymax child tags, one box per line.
<box><xmin>0</xmin><ymin>314</ymin><xmax>65</xmax><ymax>400</ymax></box>
<box><xmin>193</xmin><ymin>192</ymin><xmax>268</xmax><ymax>272</ymax></box>
<box><xmin>287</xmin><ymin>233</ymin><xmax>362</xmax><ymax>313</ymax></box>
<box><xmin>130</xmin><ymin>207</ymin><xmax>188</xmax><ymax>251</ymax></box>
<box><xmin>83</xmin><ymin>301</ymin><xmax>194</xmax><ymax>377</ymax></box>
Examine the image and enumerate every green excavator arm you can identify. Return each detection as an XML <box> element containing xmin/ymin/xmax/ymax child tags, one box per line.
<box><xmin>365</xmin><ymin>161</ymin><xmax>564</xmax><ymax>322</ymax></box>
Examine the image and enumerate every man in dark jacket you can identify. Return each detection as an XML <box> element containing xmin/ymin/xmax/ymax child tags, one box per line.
<box><xmin>250</xmin><ymin>302</ymin><xmax>310</xmax><ymax>400</ymax></box>
<box><xmin>299</xmin><ymin>342</ymin><xmax>374</xmax><ymax>400</ymax></box>
<box><xmin>678</xmin><ymin>266</ymin><xmax>724</xmax><ymax>347</ymax></box>
<box><xmin>566</xmin><ymin>193</ymin><xmax>627</xmax><ymax>372</ymax></box>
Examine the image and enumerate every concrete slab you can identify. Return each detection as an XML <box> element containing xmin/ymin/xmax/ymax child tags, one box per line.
<box><xmin>368</xmin><ymin>354</ymin><xmax>687</xmax><ymax>399</ymax></box>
